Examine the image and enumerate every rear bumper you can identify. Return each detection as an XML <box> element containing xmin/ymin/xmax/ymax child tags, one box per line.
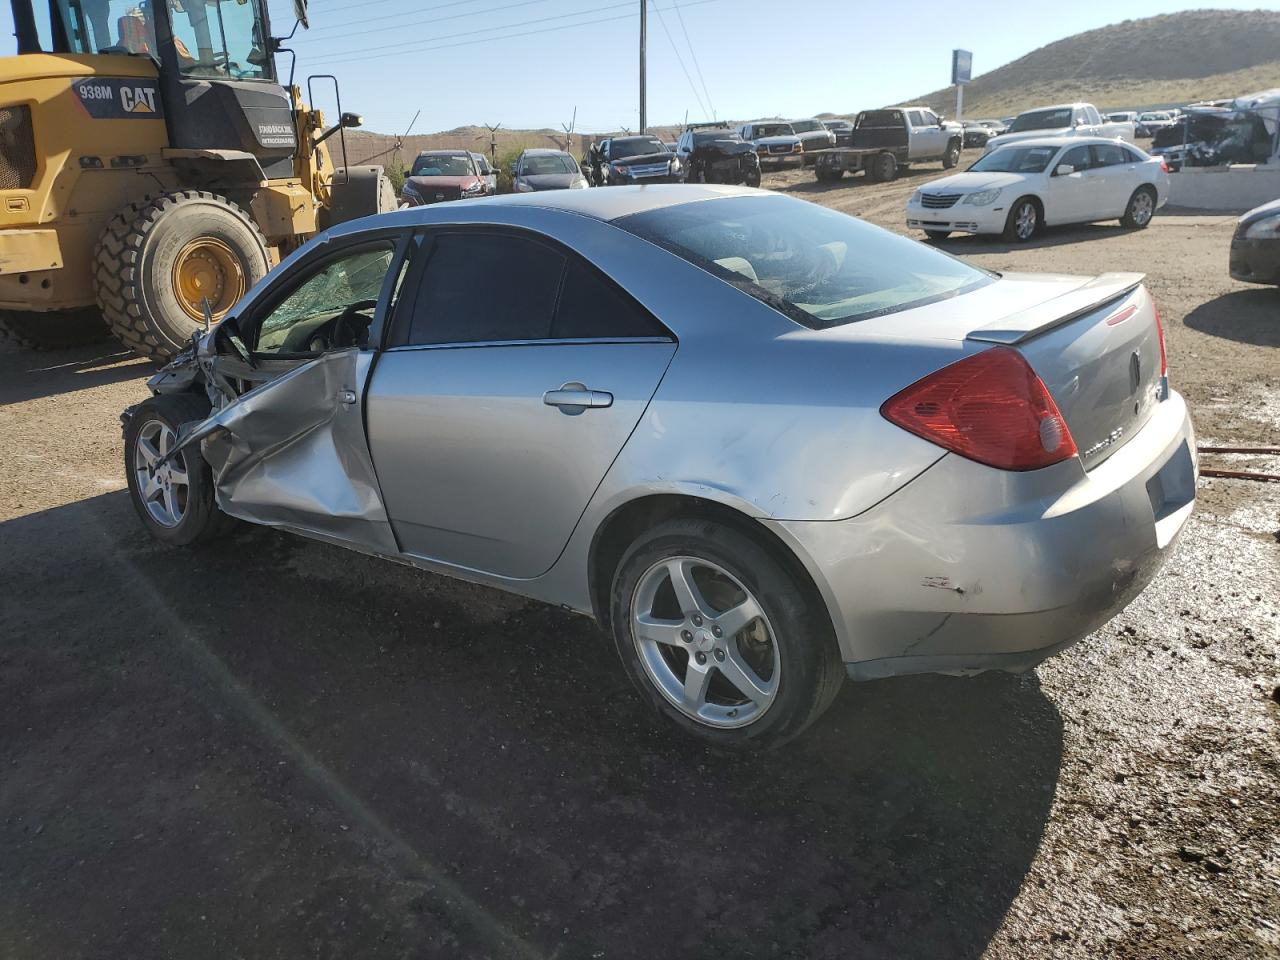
<box><xmin>1229</xmin><ymin>236</ymin><xmax>1280</xmax><ymax>285</ymax></box>
<box><xmin>906</xmin><ymin>199</ymin><xmax>1007</xmax><ymax>235</ymax></box>
<box><xmin>767</xmin><ymin>390</ymin><xmax>1197</xmax><ymax>678</ymax></box>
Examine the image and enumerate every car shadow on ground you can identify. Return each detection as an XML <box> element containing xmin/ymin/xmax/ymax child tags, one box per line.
<box><xmin>934</xmin><ymin>221</ymin><xmax>1137</xmax><ymax>254</ymax></box>
<box><xmin>1</xmin><ymin>492</ymin><xmax>1064</xmax><ymax>960</ymax></box>
<box><xmin>1183</xmin><ymin>287</ymin><xmax>1280</xmax><ymax>347</ymax></box>
<box><xmin>0</xmin><ymin>342</ymin><xmax>153</xmax><ymax>406</ymax></box>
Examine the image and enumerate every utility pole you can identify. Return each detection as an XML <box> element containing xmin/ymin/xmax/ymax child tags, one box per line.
<box><xmin>639</xmin><ymin>0</ymin><xmax>647</xmax><ymax>133</ymax></box>
<box><xmin>479</xmin><ymin>122</ymin><xmax>501</xmax><ymax>163</ymax></box>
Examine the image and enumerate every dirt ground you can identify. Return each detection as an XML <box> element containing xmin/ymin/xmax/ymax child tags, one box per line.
<box><xmin>1</xmin><ymin>166</ymin><xmax>1277</xmax><ymax>959</ymax></box>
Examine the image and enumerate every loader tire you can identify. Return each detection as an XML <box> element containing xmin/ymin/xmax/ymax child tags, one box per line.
<box><xmin>0</xmin><ymin>307</ymin><xmax>109</xmax><ymax>351</ymax></box>
<box><xmin>95</xmin><ymin>191</ymin><xmax>270</xmax><ymax>362</ymax></box>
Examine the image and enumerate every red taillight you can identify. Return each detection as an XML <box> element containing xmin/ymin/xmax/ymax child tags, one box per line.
<box><xmin>880</xmin><ymin>348</ymin><xmax>1077</xmax><ymax>471</ymax></box>
<box><xmin>1153</xmin><ymin>300</ymin><xmax>1168</xmax><ymax>376</ymax></box>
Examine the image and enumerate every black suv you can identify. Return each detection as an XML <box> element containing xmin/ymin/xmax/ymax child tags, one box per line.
<box><xmin>582</xmin><ymin>135</ymin><xmax>683</xmax><ymax>186</ymax></box>
<box><xmin>674</xmin><ymin>123</ymin><xmax>762</xmax><ymax>186</ymax></box>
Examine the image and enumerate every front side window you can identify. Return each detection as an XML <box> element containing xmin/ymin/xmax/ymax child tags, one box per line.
<box><xmin>618</xmin><ymin>194</ymin><xmax>992</xmax><ymax>330</ymax></box>
<box><xmin>253</xmin><ymin>245</ymin><xmax>395</xmax><ymax>355</ymax></box>
<box><xmin>921</xmin><ymin>111</ymin><xmax>939</xmax><ymax>126</ymax></box>
<box><xmin>167</xmin><ymin>0</ymin><xmax>270</xmax><ymax>80</ymax></box>
<box><xmin>56</xmin><ymin>0</ymin><xmax>157</xmax><ymax>55</ymax></box>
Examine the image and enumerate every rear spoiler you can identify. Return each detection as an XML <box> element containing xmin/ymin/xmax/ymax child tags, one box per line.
<box><xmin>966</xmin><ymin>273</ymin><xmax>1145</xmax><ymax>345</ymax></box>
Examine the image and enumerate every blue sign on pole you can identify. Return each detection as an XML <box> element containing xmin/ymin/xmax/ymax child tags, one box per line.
<box><xmin>952</xmin><ymin>49</ymin><xmax>973</xmax><ymax>86</ymax></box>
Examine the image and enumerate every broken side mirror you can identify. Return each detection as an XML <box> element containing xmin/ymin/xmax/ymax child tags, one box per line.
<box><xmin>215</xmin><ymin>315</ymin><xmax>257</xmax><ymax>368</ymax></box>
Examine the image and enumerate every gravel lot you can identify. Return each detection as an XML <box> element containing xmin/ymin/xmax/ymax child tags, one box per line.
<box><xmin>2</xmin><ymin>165</ymin><xmax>1277</xmax><ymax>959</ymax></box>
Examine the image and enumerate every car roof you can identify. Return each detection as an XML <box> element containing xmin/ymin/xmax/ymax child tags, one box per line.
<box><xmin>416</xmin><ymin>149</ymin><xmax>470</xmax><ymax>157</ymax></box>
<box><xmin>612</xmin><ymin>134</ymin><xmax>662</xmax><ymax>143</ymax></box>
<box><xmin>987</xmin><ymin>135</ymin><xmax>1145</xmax><ymax>150</ymax></box>
<box><xmin>373</xmin><ymin>184</ymin><xmax>759</xmax><ymax>228</ymax></box>
<box><xmin>520</xmin><ymin>148</ymin><xmax>572</xmax><ymax>156</ymax></box>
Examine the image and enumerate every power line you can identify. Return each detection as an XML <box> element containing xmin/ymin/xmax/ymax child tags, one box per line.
<box><xmin>672</xmin><ymin>0</ymin><xmax>714</xmax><ymax>119</ymax></box>
<box><xmin>306</xmin><ymin>1</ymin><xmax>638</xmax><ymax>63</ymax></box>
<box><xmin>649</xmin><ymin>0</ymin><xmax>707</xmax><ymax>119</ymax></box>
<box><xmin>305</xmin><ymin>0</ymin><xmax>724</xmax><ymax>67</ymax></box>
<box><xmin>303</xmin><ymin>0</ymin><xmax>559</xmax><ymax>40</ymax></box>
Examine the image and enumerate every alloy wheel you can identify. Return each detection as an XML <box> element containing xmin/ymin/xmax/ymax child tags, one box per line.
<box><xmin>133</xmin><ymin>419</ymin><xmax>190</xmax><ymax>528</ymax></box>
<box><xmin>1015</xmin><ymin>202</ymin><xmax>1038</xmax><ymax>241</ymax></box>
<box><xmin>1131</xmin><ymin>191</ymin><xmax>1154</xmax><ymax>225</ymax></box>
<box><xmin>631</xmin><ymin>556</ymin><xmax>780</xmax><ymax>729</ymax></box>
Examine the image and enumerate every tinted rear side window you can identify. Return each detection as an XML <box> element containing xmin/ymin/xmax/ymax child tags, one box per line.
<box><xmin>408</xmin><ymin>233</ymin><xmax>565</xmax><ymax>344</ymax></box>
<box><xmin>553</xmin><ymin>261</ymin><xmax>668</xmax><ymax>340</ymax></box>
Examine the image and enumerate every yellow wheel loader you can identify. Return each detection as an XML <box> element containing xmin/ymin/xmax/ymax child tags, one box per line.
<box><xmin>0</xmin><ymin>0</ymin><xmax>392</xmax><ymax>358</ymax></box>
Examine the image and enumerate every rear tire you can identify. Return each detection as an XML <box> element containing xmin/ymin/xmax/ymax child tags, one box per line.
<box><xmin>1121</xmin><ymin>185</ymin><xmax>1157</xmax><ymax>229</ymax></box>
<box><xmin>1003</xmin><ymin>196</ymin><xmax>1040</xmax><ymax>243</ymax></box>
<box><xmin>95</xmin><ymin>191</ymin><xmax>270</xmax><ymax>362</ymax></box>
<box><xmin>609</xmin><ymin>518</ymin><xmax>844</xmax><ymax>748</ymax></box>
<box><xmin>0</xmin><ymin>307</ymin><xmax>109</xmax><ymax>351</ymax></box>
<box><xmin>869</xmin><ymin>151</ymin><xmax>897</xmax><ymax>182</ymax></box>
<box><xmin>744</xmin><ymin>167</ymin><xmax>761</xmax><ymax>188</ymax></box>
<box><xmin>124</xmin><ymin>392</ymin><xmax>234</xmax><ymax>546</ymax></box>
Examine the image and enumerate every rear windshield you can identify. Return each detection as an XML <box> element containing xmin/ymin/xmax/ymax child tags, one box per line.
<box><xmin>412</xmin><ymin>154</ymin><xmax>473</xmax><ymax>177</ymax></box>
<box><xmin>857</xmin><ymin>110</ymin><xmax>904</xmax><ymax>128</ymax></box>
<box><xmin>753</xmin><ymin>123</ymin><xmax>794</xmax><ymax>138</ymax></box>
<box><xmin>790</xmin><ymin>119</ymin><xmax>821</xmax><ymax>133</ymax></box>
<box><xmin>1009</xmin><ymin>108</ymin><xmax>1072</xmax><ymax>132</ymax></box>
<box><xmin>617</xmin><ymin>194</ymin><xmax>992</xmax><ymax>330</ymax></box>
<box><xmin>520</xmin><ymin>154</ymin><xmax>577</xmax><ymax>175</ymax></box>
<box><xmin>968</xmin><ymin>144</ymin><xmax>1058</xmax><ymax>173</ymax></box>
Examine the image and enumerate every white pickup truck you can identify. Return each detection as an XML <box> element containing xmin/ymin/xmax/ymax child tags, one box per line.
<box><xmin>984</xmin><ymin>103</ymin><xmax>1136</xmax><ymax>154</ymax></box>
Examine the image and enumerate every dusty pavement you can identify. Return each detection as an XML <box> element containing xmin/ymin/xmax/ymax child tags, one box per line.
<box><xmin>1</xmin><ymin>168</ymin><xmax>1278</xmax><ymax>960</ymax></box>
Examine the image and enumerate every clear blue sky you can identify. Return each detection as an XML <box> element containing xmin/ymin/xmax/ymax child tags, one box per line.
<box><xmin>3</xmin><ymin>0</ymin><xmax>1274</xmax><ymax>133</ymax></box>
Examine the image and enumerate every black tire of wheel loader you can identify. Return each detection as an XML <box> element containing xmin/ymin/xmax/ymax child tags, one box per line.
<box><xmin>0</xmin><ymin>307</ymin><xmax>109</xmax><ymax>351</ymax></box>
<box><xmin>94</xmin><ymin>191</ymin><xmax>270</xmax><ymax>362</ymax></box>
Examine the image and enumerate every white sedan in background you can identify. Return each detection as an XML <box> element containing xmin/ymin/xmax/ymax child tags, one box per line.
<box><xmin>906</xmin><ymin>136</ymin><xmax>1170</xmax><ymax>243</ymax></box>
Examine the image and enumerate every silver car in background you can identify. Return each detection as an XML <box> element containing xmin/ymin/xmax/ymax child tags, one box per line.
<box><xmin>122</xmin><ymin>186</ymin><xmax>1196</xmax><ymax>748</ymax></box>
<box><xmin>511</xmin><ymin>148</ymin><xmax>590</xmax><ymax>192</ymax></box>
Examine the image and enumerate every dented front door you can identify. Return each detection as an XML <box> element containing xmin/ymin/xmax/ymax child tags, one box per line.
<box><xmin>185</xmin><ymin>347</ymin><xmax>399</xmax><ymax>555</ymax></box>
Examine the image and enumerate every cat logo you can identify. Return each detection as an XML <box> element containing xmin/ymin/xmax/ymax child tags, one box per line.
<box><xmin>71</xmin><ymin>77</ymin><xmax>165</xmax><ymax>120</ymax></box>
<box><xmin>120</xmin><ymin>86</ymin><xmax>157</xmax><ymax>114</ymax></box>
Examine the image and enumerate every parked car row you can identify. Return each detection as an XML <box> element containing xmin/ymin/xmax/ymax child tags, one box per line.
<box><xmin>984</xmin><ymin>102</ymin><xmax>1136</xmax><ymax>154</ymax></box>
<box><xmin>813</xmin><ymin>107</ymin><xmax>963</xmax><ymax>183</ymax></box>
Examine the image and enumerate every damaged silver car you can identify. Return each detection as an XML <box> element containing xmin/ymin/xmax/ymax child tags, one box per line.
<box><xmin>123</xmin><ymin>185</ymin><xmax>1198</xmax><ymax>747</ymax></box>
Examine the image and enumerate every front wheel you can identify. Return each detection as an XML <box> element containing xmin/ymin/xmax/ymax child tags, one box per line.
<box><xmin>743</xmin><ymin>167</ymin><xmax>761</xmax><ymax>188</ymax></box>
<box><xmin>1121</xmin><ymin>186</ymin><xmax>1157</xmax><ymax>228</ymax></box>
<box><xmin>1003</xmin><ymin>197</ymin><xmax>1040</xmax><ymax>243</ymax></box>
<box><xmin>124</xmin><ymin>393</ymin><xmax>233</xmax><ymax>546</ymax></box>
<box><xmin>942</xmin><ymin>139</ymin><xmax>962</xmax><ymax>169</ymax></box>
<box><xmin>609</xmin><ymin>519</ymin><xmax>844</xmax><ymax>748</ymax></box>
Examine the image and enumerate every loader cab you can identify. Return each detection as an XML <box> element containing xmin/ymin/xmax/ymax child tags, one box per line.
<box><xmin>13</xmin><ymin>0</ymin><xmax>299</xmax><ymax>177</ymax></box>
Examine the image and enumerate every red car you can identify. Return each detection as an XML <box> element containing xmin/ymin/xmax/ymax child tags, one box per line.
<box><xmin>401</xmin><ymin>151</ymin><xmax>491</xmax><ymax>206</ymax></box>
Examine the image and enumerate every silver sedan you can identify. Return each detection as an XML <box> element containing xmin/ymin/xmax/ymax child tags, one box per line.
<box><xmin>122</xmin><ymin>185</ymin><xmax>1197</xmax><ymax>747</ymax></box>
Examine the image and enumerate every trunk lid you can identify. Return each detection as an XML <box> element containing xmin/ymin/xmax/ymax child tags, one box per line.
<box><xmin>969</xmin><ymin>273</ymin><xmax>1164</xmax><ymax>470</ymax></box>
